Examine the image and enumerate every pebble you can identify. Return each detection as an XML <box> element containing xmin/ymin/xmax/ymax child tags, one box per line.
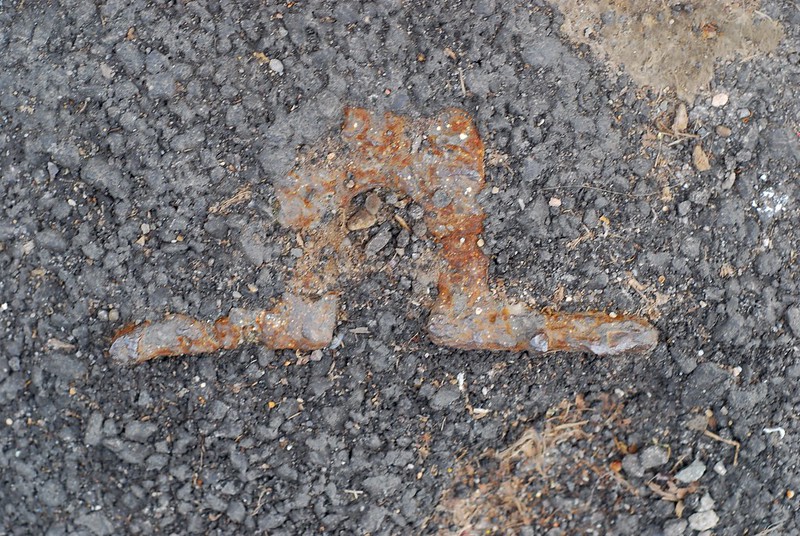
<box><xmin>548</xmin><ymin>197</ymin><xmax>562</xmax><ymax>207</ymax></box>
<box><xmin>675</xmin><ymin>459</ymin><xmax>706</xmax><ymax>483</ymax></box>
<box><xmin>146</xmin><ymin>72</ymin><xmax>176</xmax><ymax>99</ymax></box>
<box><xmin>43</xmin><ymin>354</ymin><xmax>86</xmax><ymax>380</ymax></box>
<box><xmin>365</xmin><ymin>192</ymin><xmax>382</xmax><ymax>215</ymax></box>
<box><xmin>347</xmin><ymin>208</ymin><xmax>377</xmax><ymax>231</ymax></box>
<box><xmin>689</xmin><ymin>510</ymin><xmax>719</xmax><ymax>531</ymax></box>
<box><xmin>35</xmin><ymin>229</ymin><xmax>68</xmax><ymax>253</ymax></box>
<box><xmin>124</xmin><ymin>421</ymin><xmax>158</xmax><ymax>442</ymax></box>
<box><xmin>711</xmin><ymin>93</ymin><xmax>729</xmax><ymax>107</ymax></box>
<box><xmin>81</xmin><ymin>157</ymin><xmax>130</xmax><ymax>199</ymax></box>
<box><xmin>226</xmin><ymin>500</ymin><xmax>246</xmax><ymax>523</ymax></box>
<box><xmin>785</xmin><ymin>306</ymin><xmax>800</xmax><ymax>338</ymax></box>
<box><xmin>698</xmin><ymin>492</ymin><xmax>715</xmax><ymax>512</ymax></box>
<box><xmin>716</xmin><ymin>125</ymin><xmax>732</xmax><ymax>137</ymax></box>
<box><xmin>365</xmin><ymin>224</ymin><xmax>392</xmax><ymax>256</ymax></box>
<box><xmin>363</xmin><ymin>474</ymin><xmax>402</xmax><ymax>496</ymax></box>
<box><xmin>76</xmin><ymin>512</ymin><xmax>115</xmax><ymax>536</ymax></box>
<box><xmin>663</xmin><ymin>519</ymin><xmax>688</xmax><ymax>536</ymax></box>
<box><xmin>37</xmin><ymin>480</ymin><xmax>67</xmax><ymax>507</ymax></box>
<box><xmin>640</xmin><ymin>445</ymin><xmax>669</xmax><ymax>469</ymax></box>
<box><xmin>84</xmin><ymin>411</ymin><xmax>104</xmax><ymax>446</ymax></box>
<box><xmin>47</xmin><ymin>161</ymin><xmax>59</xmax><ymax>179</ymax></box>
<box><xmin>430</xmin><ymin>386</ymin><xmax>460</xmax><ymax>410</ymax></box>
<box><xmin>622</xmin><ymin>453</ymin><xmax>644</xmax><ymax>478</ymax></box>
<box><xmin>721</xmin><ymin>171</ymin><xmax>736</xmax><ymax>190</ymax></box>
<box><xmin>269</xmin><ymin>58</ymin><xmax>284</xmax><ymax>74</ymax></box>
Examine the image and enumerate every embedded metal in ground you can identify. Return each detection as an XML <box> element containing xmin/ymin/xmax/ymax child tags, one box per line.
<box><xmin>111</xmin><ymin>108</ymin><xmax>657</xmax><ymax>363</ymax></box>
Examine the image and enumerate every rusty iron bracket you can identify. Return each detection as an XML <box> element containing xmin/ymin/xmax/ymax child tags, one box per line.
<box><xmin>111</xmin><ymin>108</ymin><xmax>657</xmax><ymax>364</ymax></box>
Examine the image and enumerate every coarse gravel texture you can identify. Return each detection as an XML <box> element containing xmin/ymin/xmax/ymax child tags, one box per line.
<box><xmin>1</xmin><ymin>1</ymin><xmax>799</xmax><ymax>534</ymax></box>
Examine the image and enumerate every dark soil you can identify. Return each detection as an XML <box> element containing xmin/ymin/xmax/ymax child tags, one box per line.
<box><xmin>1</xmin><ymin>1</ymin><xmax>799</xmax><ymax>534</ymax></box>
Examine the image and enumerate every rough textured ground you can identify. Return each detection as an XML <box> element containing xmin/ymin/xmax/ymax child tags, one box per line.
<box><xmin>1</xmin><ymin>1</ymin><xmax>799</xmax><ymax>534</ymax></box>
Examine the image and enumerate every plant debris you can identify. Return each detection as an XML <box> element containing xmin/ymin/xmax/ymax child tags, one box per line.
<box><xmin>432</xmin><ymin>395</ymin><xmax>637</xmax><ymax>534</ymax></box>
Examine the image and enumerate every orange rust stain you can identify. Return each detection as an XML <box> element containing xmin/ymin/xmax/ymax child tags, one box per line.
<box><xmin>110</xmin><ymin>108</ymin><xmax>657</xmax><ymax>364</ymax></box>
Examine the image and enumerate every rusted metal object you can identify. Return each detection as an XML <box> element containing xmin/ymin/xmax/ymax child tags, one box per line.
<box><xmin>110</xmin><ymin>294</ymin><xmax>336</xmax><ymax>364</ymax></box>
<box><xmin>110</xmin><ymin>107</ymin><xmax>657</xmax><ymax>364</ymax></box>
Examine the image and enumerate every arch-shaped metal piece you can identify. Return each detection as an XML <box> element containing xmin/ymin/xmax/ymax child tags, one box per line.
<box><xmin>111</xmin><ymin>108</ymin><xmax>657</xmax><ymax>364</ymax></box>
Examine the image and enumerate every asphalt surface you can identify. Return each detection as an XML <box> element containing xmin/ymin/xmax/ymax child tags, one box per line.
<box><xmin>1</xmin><ymin>1</ymin><xmax>799</xmax><ymax>534</ymax></box>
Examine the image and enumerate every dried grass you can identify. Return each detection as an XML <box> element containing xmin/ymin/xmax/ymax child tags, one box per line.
<box><xmin>433</xmin><ymin>395</ymin><xmax>635</xmax><ymax>535</ymax></box>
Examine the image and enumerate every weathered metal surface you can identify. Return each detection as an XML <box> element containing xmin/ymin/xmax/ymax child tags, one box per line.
<box><xmin>110</xmin><ymin>294</ymin><xmax>336</xmax><ymax>364</ymax></box>
<box><xmin>110</xmin><ymin>107</ymin><xmax>658</xmax><ymax>364</ymax></box>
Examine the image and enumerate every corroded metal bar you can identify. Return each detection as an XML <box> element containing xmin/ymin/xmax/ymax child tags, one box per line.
<box><xmin>110</xmin><ymin>294</ymin><xmax>336</xmax><ymax>364</ymax></box>
<box><xmin>111</xmin><ymin>107</ymin><xmax>657</xmax><ymax>363</ymax></box>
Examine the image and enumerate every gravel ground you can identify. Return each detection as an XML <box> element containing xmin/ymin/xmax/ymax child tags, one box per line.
<box><xmin>1</xmin><ymin>1</ymin><xmax>799</xmax><ymax>534</ymax></box>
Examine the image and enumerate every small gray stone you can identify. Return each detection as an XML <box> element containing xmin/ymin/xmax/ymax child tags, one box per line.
<box><xmin>430</xmin><ymin>386</ymin><xmax>460</xmax><ymax>410</ymax></box>
<box><xmin>639</xmin><ymin>445</ymin><xmax>669</xmax><ymax>470</ymax></box>
<box><xmin>205</xmin><ymin>492</ymin><xmax>228</xmax><ymax>512</ymax></box>
<box><xmin>238</xmin><ymin>226</ymin><xmax>267</xmax><ymax>266</ymax></box>
<box><xmin>675</xmin><ymin>459</ymin><xmax>706</xmax><ymax>483</ymax></box>
<box><xmin>260</xmin><ymin>514</ymin><xmax>287</xmax><ymax>530</ymax></box>
<box><xmin>365</xmin><ymin>224</ymin><xmax>392</xmax><ymax>257</ymax></box>
<box><xmin>728</xmin><ymin>384</ymin><xmax>768</xmax><ymax>414</ymax></box>
<box><xmin>688</xmin><ymin>510</ymin><xmax>719</xmax><ymax>531</ymax></box>
<box><xmin>363</xmin><ymin>474</ymin><xmax>402</xmax><ymax>496</ymax></box>
<box><xmin>44</xmin><ymin>354</ymin><xmax>87</xmax><ymax>380</ymax></box>
<box><xmin>208</xmin><ymin>400</ymin><xmax>230</xmax><ymax>421</ymax></box>
<box><xmin>755</xmin><ymin>251</ymin><xmax>782</xmax><ymax>277</ymax></box>
<box><xmin>37</xmin><ymin>480</ymin><xmax>67</xmax><ymax>507</ymax></box>
<box><xmin>36</xmin><ymin>229</ymin><xmax>68</xmax><ymax>252</ymax></box>
<box><xmin>698</xmin><ymin>492</ymin><xmax>715</xmax><ymax>512</ymax></box>
<box><xmin>226</xmin><ymin>500</ymin><xmax>246</xmax><ymax>523</ymax></box>
<box><xmin>362</xmin><ymin>505</ymin><xmax>388</xmax><ymax>533</ymax></box>
<box><xmin>713</xmin><ymin>460</ymin><xmax>727</xmax><ymax>476</ymax></box>
<box><xmin>323</xmin><ymin>406</ymin><xmax>346</xmax><ymax>429</ymax></box>
<box><xmin>622</xmin><ymin>453</ymin><xmax>644</xmax><ymax>478</ymax></box>
<box><xmin>630</xmin><ymin>157</ymin><xmax>653</xmax><ymax>177</ymax></box>
<box><xmin>146</xmin><ymin>453</ymin><xmax>168</xmax><ymax>471</ymax></box>
<box><xmin>170</xmin><ymin>128</ymin><xmax>206</xmax><ymax>152</ymax></box>
<box><xmin>269</xmin><ymin>58</ymin><xmax>284</xmax><ymax>74</ymax></box>
<box><xmin>75</xmin><ymin>512</ymin><xmax>114</xmax><ymax>536</ymax></box>
<box><xmin>81</xmin><ymin>157</ymin><xmax>130</xmax><ymax>199</ymax></box>
<box><xmin>586</xmin><ymin>271</ymin><xmax>609</xmax><ymax>290</ymax></box>
<box><xmin>367</xmin><ymin>340</ymin><xmax>393</xmax><ymax>372</ymax></box>
<box><xmin>204</xmin><ymin>216</ymin><xmax>229</xmax><ymax>239</ymax></box>
<box><xmin>85</xmin><ymin>411</ymin><xmax>104</xmax><ymax>446</ymax></box>
<box><xmin>146</xmin><ymin>72</ymin><xmax>176</xmax><ymax>99</ymax></box>
<box><xmin>124</xmin><ymin>421</ymin><xmax>158</xmax><ymax>442</ymax></box>
<box><xmin>102</xmin><ymin>437</ymin><xmax>150</xmax><ymax>465</ymax></box>
<box><xmin>786</xmin><ymin>306</ymin><xmax>800</xmax><ymax>338</ymax></box>
<box><xmin>663</xmin><ymin>519</ymin><xmax>688</xmax><ymax>536</ymax></box>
